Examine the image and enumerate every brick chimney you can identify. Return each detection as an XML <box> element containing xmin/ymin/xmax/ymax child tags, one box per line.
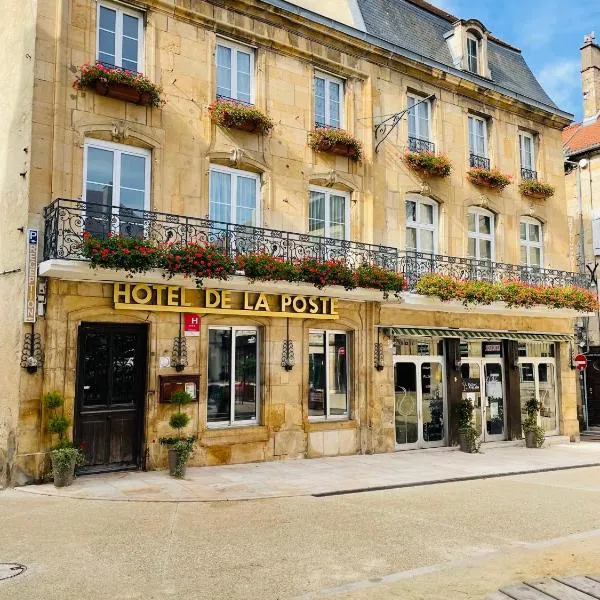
<box><xmin>582</xmin><ymin>32</ymin><xmax>600</xmax><ymax>121</ymax></box>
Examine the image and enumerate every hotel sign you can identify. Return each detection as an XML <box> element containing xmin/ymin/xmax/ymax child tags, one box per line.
<box><xmin>24</xmin><ymin>229</ymin><xmax>39</xmax><ymax>323</ymax></box>
<box><xmin>113</xmin><ymin>283</ymin><xmax>339</xmax><ymax>320</ymax></box>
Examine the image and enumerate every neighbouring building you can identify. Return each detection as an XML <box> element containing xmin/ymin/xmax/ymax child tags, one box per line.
<box><xmin>0</xmin><ymin>0</ymin><xmax>588</xmax><ymax>485</ymax></box>
<box><xmin>564</xmin><ymin>33</ymin><xmax>600</xmax><ymax>431</ymax></box>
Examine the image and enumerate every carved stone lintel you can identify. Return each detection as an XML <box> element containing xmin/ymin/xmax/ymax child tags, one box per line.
<box><xmin>326</xmin><ymin>169</ymin><xmax>338</xmax><ymax>187</ymax></box>
<box><xmin>111</xmin><ymin>121</ymin><xmax>129</xmax><ymax>143</ymax></box>
<box><xmin>528</xmin><ymin>202</ymin><xmax>536</xmax><ymax>216</ymax></box>
<box><xmin>420</xmin><ymin>181</ymin><xmax>431</xmax><ymax>196</ymax></box>
<box><xmin>230</xmin><ymin>147</ymin><xmax>244</xmax><ymax>167</ymax></box>
<box><xmin>478</xmin><ymin>194</ymin><xmax>489</xmax><ymax>208</ymax></box>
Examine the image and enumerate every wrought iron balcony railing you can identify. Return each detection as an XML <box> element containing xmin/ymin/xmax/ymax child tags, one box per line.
<box><xmin>216</xmin><ymin>94</ymin><xmax>254</xmax><ymax>106</ymax></box>
<box><xmin>42</xmin><ymin>199</ymin><xmax>588</xmax><ymax>292</ymax></box>
<box><xmin>521</xmin><ymin>167</ymin><xmax>538</xmax><ymax>180</ymax></box>
<box><xmin>469</xmin><ymin>153</ymin><xmax>490</xmax><ymax>170</ymax></box>
<box><xmin>408</xmin><ymin>137</ymin><xmax>435</xmax><ymax>153</ymax></box>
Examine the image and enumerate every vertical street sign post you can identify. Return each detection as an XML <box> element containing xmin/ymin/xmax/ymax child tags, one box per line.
<box><xmin>24</xmin><ymin>229</ymin><xmax>39</xmax><ymax>323</ymax></box>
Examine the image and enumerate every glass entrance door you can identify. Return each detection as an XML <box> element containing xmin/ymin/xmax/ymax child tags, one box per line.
<box><xmin>518</xmin><ymin>359</ymin><xmax>558</xmax><ymax>435</ymax></box>
<box><xmin>394</xmin><ymin>357</ymin><xmax>446</xmax><ymax>449</ymax></box>
<box><xmin>461</xmin><ymin>359</ymin><xmax>506</xmax><ymax>442</ymax></box>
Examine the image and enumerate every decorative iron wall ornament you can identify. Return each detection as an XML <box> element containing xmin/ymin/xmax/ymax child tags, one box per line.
<box><xmin>281</xmin><ymin>318</ymin><xmax>295</xmax><ymax>371</ymax></box>
<box><xmin>374</xmin><ymin>327</ymin><xmax>385</xmax><ymax>371</ymax></box>
<box><xmin>171</xmin><ymin>313</ymin><xmax>188</xmax><ymax>372</ymax></box>
<box><xmin>21</xmin><ymin>331</ymin><xmax>43</xmax><ymax>373</ymax></box>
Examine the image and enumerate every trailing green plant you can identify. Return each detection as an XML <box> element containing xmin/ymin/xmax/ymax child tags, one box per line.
<box><xmin>81</xmin><ymin>233</ymin><xmax>160</xmax><ymax>275</ymax></box>
<box><xmin>402</xmin><ymin>151</ymin><xmax>452</xmax><ymax>177</ymax></box>
<box><xmin>50</xmin><ymin>446</ymin><xmax>85</xmax><ymax>474</ymax></box>
<box><xmin>522</xmin><ymin>398</ymin><xmax>545</xmax><ymax>448</ymax></box>
<box><xmin>456</xmin><ymin>398</ymin><xmax>481</xmax><ymax>453</ymax></box>
<box><xmin>356</xmin><ymin>263</ymin><xmax>406</xmax><ymax>298</ymax></box>
<box><xmin>467</xmin><ymin>167</ymin><xmax>512</xmax><ymax>190</ymax></box>
<box><xmin>73</xmin><ymin>62</ymin><xmax>163</xmax><ymax>107</ymax></box>
<box><xmin>414</xmin><ymin>274</ymin><xmax>461</xmax><ymax>301</ymax></box>
<box><xmin>42</xmin><ymin>391</ymin><xmax>64</xmax><ymax>411</ymax></box>
<box><xmin>164</xmin><ymin>390</ymin><xmax>195</xmax><ymax>478</ymax></box>
<box><xmin>48</xmin><ymin>415</ymin><xmax>70</xmax><ymax>436</ymax></box>
<box><xmin>162</xmin><ymin>243</ymin><xmax>236</xmax><ymax>287</ymax></box>
<box><xmin>236</xmin><ymin>252</ymin><xmax>300</xmax><ymax>283</ymax></box>
<box><xmin>171</xmin><ymin>438</ymin><xmax>195</xmax><ymax>478</ymax></box>
<box><xmin>460</xmin><ymin>280</ymin><xmax>501</xmax><ymax>305</ymax></box>
<box><xmin>519</xmin><ymin>179</ymin><xmax>555</xmax><ymax>199</ymax></box>
<box><xmin>209</xmin><ymin>98</ymin><xmax>274</xmax><ymax>134</ymax></box>
<box><xmin>308</xmin><ymin>127</ymin><xmax>363</xmax><ymax>161</ymax></box>
<box><xmin>296</xmin><ymin>258</ymin><xmax>358</xmax><ymax>290</ymax></box>
<box><xmin>42</xmin><ymin>391</ymin><xmax>69</xmax><ymax>445</ymax></box>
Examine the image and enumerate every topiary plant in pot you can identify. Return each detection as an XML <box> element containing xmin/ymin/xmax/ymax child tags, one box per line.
<box><xmin>42</xmin><ymin>391</ymin><xmax>84</xmax><ymax>487</ymax></box>
<box><xmin>523</xmin><ymin>398</ymin><xmax>545</xmax><ymax>448</ymax></box>
<box><xmin>456</xmin><ymin>398</ymin><xmax>480</xmax><ymax>453</ymax></box>
<box><xmin>164</xmin><ymin>390</ymin><xmax>195</xmax><ymax>478</ymax></box>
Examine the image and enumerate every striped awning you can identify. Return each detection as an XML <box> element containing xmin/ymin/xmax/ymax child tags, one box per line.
<box><xmin>381</xmin><ymin>327</ymin><xmax>572</xmax><ymax>342</ymax></box>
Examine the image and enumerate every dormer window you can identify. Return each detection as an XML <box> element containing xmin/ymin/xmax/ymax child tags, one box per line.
<box><xmin>445</xmin><ymin>20</ymin><xmax>489</xmax><ymax>78</ymax></box>
<box><xmin>466</xmin><ymin>34</ymin><xmax>479</xmax><ymax>74</ymax></box>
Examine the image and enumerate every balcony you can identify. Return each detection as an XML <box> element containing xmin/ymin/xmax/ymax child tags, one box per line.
<box><xmin>521</xmin><ymin>167</ymin><xmax>538</xmax><ymax>180</ymax></box>
<box><xmin>42</xmin><ymin>199</ymin><xmax>587</xmax><ymax>306</ymax></box>
<box><xmin>469</xmin><ymin>153</ymin><xmax>490</xmax><ymax>170</ymax></box>
<box><xmin>407</xmin><ymin>137</ymin><xmax>435</xmax><ymax>153</ymax></box>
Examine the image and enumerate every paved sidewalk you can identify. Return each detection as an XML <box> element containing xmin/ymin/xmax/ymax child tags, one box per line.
<box><xmin>16</xmin><ymin>442</ymin><xmax>600</xmax><ymax>502</ymax></box>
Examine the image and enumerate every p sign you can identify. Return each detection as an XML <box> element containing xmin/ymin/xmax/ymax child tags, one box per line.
<box><xmin>184</xmin><ymin>313</ymin><xmax>201</xmax><ymax>337</ymax></box>
<box><xmin>574</xmin><ymin>354</ymin><xmax>588</xmax><ymax>371</ymax></box>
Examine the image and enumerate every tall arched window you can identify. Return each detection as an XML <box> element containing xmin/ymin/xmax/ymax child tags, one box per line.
<box><xmin>520</xmin><ymin>217</ymin><xmax>543</xmax><ymax>268</ymax></box>
<box><xmin>405</xmin><ymin>194</ymin><xmax>438</xmax><ymax>253</ymax></box>
<box><xmin>466</xmin><ymin>32</ymin><xmax>480</xmax><ymax>74</ymax></box>
<box><xmin>467</xmin><ymin>207</ymin><xmax>495</xmax><ymax>261</ymax></box>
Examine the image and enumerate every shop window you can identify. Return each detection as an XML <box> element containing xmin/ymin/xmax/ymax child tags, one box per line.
<box><xmin>308</xmin><ymin>186</ymin><xmax>349</xmax><ymax>240</ymax></box>
<box><xmin>209</xmin><ymin>165</ymin><xmax>260</xmax><ymax>226</ymax></box>
<box><xmin>97</xmin><ymin>2</ymin><xmax>144</xmax><ymax>72</ymax></box>
<box><xmin>207</xmin><ymin>327</ymin><xmax>259</xmax><ymax>426</ymax></box>
<box><xmin>393</xmin><ymin>337</ymin><xmax>444</xmax><ymax>356</ymax></box>
<box><xmin>308</xmin><ymin>330</ymin><xmax>349</xmax><ymax>420</ymax></box>
<box><xmin>520</xmin><ymin>217</ymin><xmax>543</xmax><ymax>268</ymax></box>
<box><xmin>467</xmin><ymin>207</ymin><xmax>495</xmax><ymax>261</ymax></box>
<box><xmin>84</xmin><ymin>139</ymin><xmax>150</xmax><ymax>238</ymax></box>
<box><xmin>314</xmin><ymin>71</ymin><xmax>343</xmax><ymax>128</ymax></box>
<box><xmin>405</xmin><ymin>194</ymin><xmax>438</xmax><ymax>253</ymax></box>
<box><xmin>216</xmin><ymin>38</ymin><xmax>254</xmax><ymax>103</ymax></box>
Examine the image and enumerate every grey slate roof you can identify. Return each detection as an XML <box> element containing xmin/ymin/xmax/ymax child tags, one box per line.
<box><xmin>260</xmin><ymin>0</ymin><xmax>571</xmax><ymax>119</ymax></box>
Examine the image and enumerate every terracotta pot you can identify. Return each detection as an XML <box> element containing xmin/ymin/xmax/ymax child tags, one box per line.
<box><xmin>467</xmin><ymin>175</ymin><xmax>504</xmax><ymax>189</ymax></box>
<box><xmin>522</xmin><ymin>190</ymin><xmax>550</xmax><ymax>200</ymax></box>
<box><xmin>328</xmin><ymin>142</ymin><xmax>358</xmax><ymax>158</ymax></box>
<box><xmin>51</xmin><ymin>453</ymin><xmax>77</xmax><ymax>488</ymax></box>
<box><xmin>168</xmin><ymin>447</ymin><xmax>187</xmax><ymax>478</ymax></box>
<box><xmin>94</xmin><ymin>81</ymin><xmax>152</xmax><ymax>106</ymax></box>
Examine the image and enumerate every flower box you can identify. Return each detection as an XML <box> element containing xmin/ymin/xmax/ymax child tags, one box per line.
<box><xmin>74</xmin><ymin>62</ymin><xmax>163</xmax><ymax>107</ymax></box>
<box><xmin>308</xmin><ymin>127</ymin><xmax>363</xmax><ymax>161</ymax></box>
<box><xmin>519</xmin><ymin>179</ymin><xmax>555</xmax><ymax>200</ymax></box>
<box><xmin>402</xmin><ymin>151</ymin><xmax>452</xmax><ymax>178</ymax></box>
<box><xmin>467</xmin><ymin>167</ymin><xmax>511</xmax><ymax>190</ymax></box>
<box><xmin>209</xmin><ymin>98</ymin><xmax>274</xmax><ymax>134</ymax></box>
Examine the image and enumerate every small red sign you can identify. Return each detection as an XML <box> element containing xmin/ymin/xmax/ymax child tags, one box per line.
<box><xmin>338</xmin><ymin>347</ymin><xmax>346</xmax><ymax>355</ymax></box>
<box><xmin>574</xmin><ymin>353</ymin><xmax>588</xmax><ymax>371</ymax></box>
<box><xmin>184</xmin><ymin>313</ymin><xmax>201</xmax><ymax>336</ymax></box>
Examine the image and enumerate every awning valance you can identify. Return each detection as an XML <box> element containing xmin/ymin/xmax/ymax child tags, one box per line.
<box><xmin>381</xmin><ymin>327</ymin><xmax>572</xmax><ymax>343</ymax></box>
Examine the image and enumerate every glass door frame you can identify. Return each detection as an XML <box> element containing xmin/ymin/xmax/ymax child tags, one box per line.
<box><xmin>461</xmin><ymin>357</ymin><xmax>507</xmax><ymax>442</ymax></box>
<box><xmin>393</xmin><ymin>355</ymin><xmax>447</xmax><ymax>450</ymax></box>
<box><xmin>517</xmin><ymin>357</ymin><xmax>559</xmax><ymax>436</ymax></box>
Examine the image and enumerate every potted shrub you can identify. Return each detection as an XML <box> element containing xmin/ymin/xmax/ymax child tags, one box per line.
<box><xmin>523</xmin><ymin>398</ymin><xmax>545</xmax><ymax>448</ymax></box>
<box><xmin>209</xmin><ymin>98</ymin><xmax>274</xmax><ymax>134</ymax></box>
<box><xmin>402</xmin><ymin>151</ymin><xmax>452</xmax><ymax>178</ymax></box>
<box><xmin>164</xmin><ymin>390</ymin><xmax>195</xmax><ymax>478</ymax></box>
<box><xmin>73</xmin><ymin>62</ymin><xmax>163</xmax><ymax>107</ymax></box>
<box><xmin>308</xmin><ymin>127</ymin><xmax>363</xmax><ymax>161</ymax></box>
<box><xmin>42</xmin><ymin>392</ymin><xmax>84</xmax><ymax>487</ymax></box>
<box><xmin>456</xmin><ymin>398</ymin><xmax>480</xmax><ymax>453</ymax></box>
<box><xmin>519</xmin><ymin>179</ymin><xmax>555</xmax><ymax>200</ymax></box>
<box><xmin>467</xmin><ymin>167</ymin><xmax>511</xmax><ymax>190</ymax></box>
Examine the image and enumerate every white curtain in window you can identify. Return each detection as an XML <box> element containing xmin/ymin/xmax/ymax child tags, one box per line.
<box><xmin>209</xmin><ymin>170</ymin><xmax>232</xmax><ymax>223</ymax></box>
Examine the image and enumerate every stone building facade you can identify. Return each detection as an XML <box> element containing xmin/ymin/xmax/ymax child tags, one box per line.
<box><xmin>0</xmin><ymin>0</ymin><xmax>586</xmax><ymax>485</ymax></box>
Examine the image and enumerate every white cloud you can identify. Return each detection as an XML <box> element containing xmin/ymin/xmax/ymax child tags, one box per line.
<box><xmin>536</xmin><ymin>59</ymin><xmax>580</xmax><ymax>113</ymax></box>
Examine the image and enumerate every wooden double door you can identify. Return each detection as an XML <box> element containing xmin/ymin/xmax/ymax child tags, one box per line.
<box><xmin>75</xmin><ymin>323</ymin><xmax>147</xmax><ymax>472</ymax></box>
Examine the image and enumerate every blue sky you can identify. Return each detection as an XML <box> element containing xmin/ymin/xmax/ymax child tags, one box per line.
<box><xmin>430</xmin><ymin>0</ymin><xmax>600</xmax><ymax>121</ymax></box>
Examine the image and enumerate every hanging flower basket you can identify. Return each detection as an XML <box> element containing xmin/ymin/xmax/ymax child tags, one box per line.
<box><xmin>209</xmin><ymin>98</ymin><xmax>274</xmax><ymax>134</ymax></box>
<box><xmin>308</xmin><ymin>127</ymin><xmax>363</xmax><ymax>161</ymax></box>
<box><xmin>73</xmin><ymin>62</ymin><xmax>163</xmax><ymax>107</ymax></box>
<box><xmin>519</xmin><ymin>179</ymin><xmax>555</xmax><ymax>200</ymax></box>
<box><xmin>402</xmin><ymin>151</ymin><xmax>452</xmax><ymax>178</ymax></box>
<box><xmin>467</xmin><ymin>167</ymin><xmax>512</xmax><ymax>190</ymax></box>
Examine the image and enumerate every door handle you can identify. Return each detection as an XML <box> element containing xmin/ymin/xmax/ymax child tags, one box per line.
<box><xmin>83</xmin><ymin>385</ymin><xmax>91</xmax><ymax>390</ymax></box>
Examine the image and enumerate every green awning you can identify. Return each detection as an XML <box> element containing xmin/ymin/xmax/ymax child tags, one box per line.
<box><xmin>381</xmin><ymin>327</ymin><xmax>572</xmax><ymax>342</ymax></box>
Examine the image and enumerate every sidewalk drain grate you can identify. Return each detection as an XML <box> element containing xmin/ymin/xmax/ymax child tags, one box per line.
<box><xmin>0</xmin><ymin>564</ymin><xmax>27</xmax><ymax>582</ymax></box>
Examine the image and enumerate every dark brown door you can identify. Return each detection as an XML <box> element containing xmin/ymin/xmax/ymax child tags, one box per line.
<box><xmin>75</xmin><ymin>323</ymin><xmax>147</xmax><ymax>472</ymax></box>
<box><xmin>586</xmin><ymin>349</ymin><xmax>600</xmax><ymax>427</ymax></box>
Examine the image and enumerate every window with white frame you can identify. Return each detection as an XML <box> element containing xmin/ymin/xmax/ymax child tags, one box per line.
<box><xmin>84</xmin><ymin>139</ymin><xmax>150</xmax><ymax>237</ymax></box>
<box><xmin>97</xmin><ymin>2</ymin><xmax>143</xmax><ymax>72</ymax></box>
<box><xmin>519</xmin><ymin>132</ymin><xmax>536</xmax><ymax>177</ymax></box>
<box><xmin>308</xmin><ymin>330</ymin><xmax>349</xmax><ymax>420</ymax></box>
<box><xmin>520</xmin><ymin>217</ymin><xmax>543</xmax><ymax>268</ymax></box>
<box><xmin>468</xmin><ymin>115</ymin><xmax>488</xmax><ymax>159</ymax></box>
<box><xmin>405</xmin><ymin>194</ymin><xmax>438</xmax><ymax>253</ymax></box>
<box><xmin>216</xmin><ymin>38</ymin><xmax>254</xmax><ymax>103</ymax></box>
<box><xmin>209</xmin><ymin>165</ymin><xmax>260</xmax><ymax>226</ymax></box>
<box><xmin>313</xmin><ymin>72</ymin><xmax>343</xmax><ymax>128</ymax></box>
<box><xmin>407</xmin><ymin>95</ymin><xmax>431</xmax><ymax>145</ymax></box>
<box><xmin>467</xmin><ymin>207</ymin><xmax>495</xmax><ymax>261</ymax></box>
<box><xmin>308</xmin><ymin>186</ymin><xmax>349</xmax><ymax>240</ymax></box>
<box><xmin>207</xmin><ymin>327</ymin><xmax>259</xmax><ymax>426</ymax></box>
<box><xmin>466</xmin><ymin>34</ymin><xmax>479</xmax><ymax>74</ymax></box>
